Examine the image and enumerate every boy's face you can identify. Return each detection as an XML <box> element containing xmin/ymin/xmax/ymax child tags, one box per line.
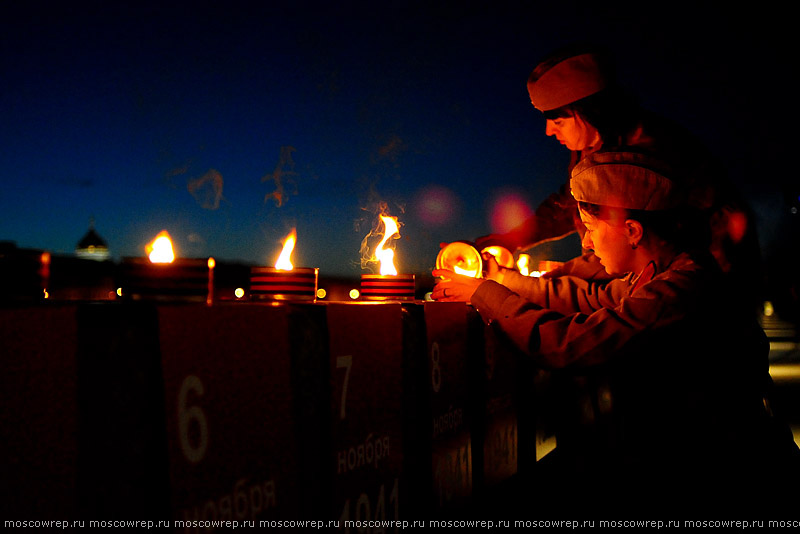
<box><xmin>579</xmin><ymin>207</ymin><xmax>636</xmax><ymax>277</ymax></box>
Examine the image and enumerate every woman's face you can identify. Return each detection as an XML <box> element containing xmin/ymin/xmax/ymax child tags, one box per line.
<box><xmin>579</xmin><ymin>208</ymin><xmax>636</xmax><ymax>276</ymax></box>
<box><xmin>544</xmin><ymin>111</ymin><xmax>598</xmax><ymax>151</ymax></box>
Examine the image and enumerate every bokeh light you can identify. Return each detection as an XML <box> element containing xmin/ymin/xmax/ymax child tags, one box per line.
<box><xmin>488</xmin><ymin>190</ymin><xmax>533</xmax><ymax>234</ymax></box>
<box><xmin>727</xmin><ymin>211</ymin><xmax>748</xmax><ymax>244</ymax></box>
<box><xmin>413</xmin><ymin>185</ymin><xmax>459</xmax><ymax>226</ymax></box>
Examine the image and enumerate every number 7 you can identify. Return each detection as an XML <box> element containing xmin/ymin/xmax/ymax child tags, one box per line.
<box><xmin>336</xmin><ymin>355</ymin><xmax>353</xmax><ymax>420</ymax></box>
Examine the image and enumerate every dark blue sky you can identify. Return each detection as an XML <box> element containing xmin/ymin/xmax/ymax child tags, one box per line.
<box><xmin>2</xmin><ymin>2</ymin><xmax>796</xmax><ymax>277</ymax></box>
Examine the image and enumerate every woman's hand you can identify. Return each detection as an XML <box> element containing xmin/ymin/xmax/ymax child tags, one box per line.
<box><xmin>431</xmin><ymin>269</ymin><xmax>486</xmax><ymax>302</ymax></box>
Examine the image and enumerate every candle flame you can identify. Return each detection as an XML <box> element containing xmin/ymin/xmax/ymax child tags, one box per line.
<box><xmin>517</xmin><ymin>254</ymin><xmax>530</xmax><ymax>276</ymax></box>
<box><xmin>376</xmin><ymin>215</ymin><xmax>399</xmax><ymax>275</ymax></box>
<box><xmin>275</xmin><ymin>228</ymin><xmax>297</xmax><ymax>270</ymax></box>
<box><xmin>147</xmin><ymin>230</ymin><xmax>175</xmax><ymax>263</ymax></box>
<box><xmin>520</xmin><ymin>254</ymin><xmax>545</xmax><ymax>277</ymax></box>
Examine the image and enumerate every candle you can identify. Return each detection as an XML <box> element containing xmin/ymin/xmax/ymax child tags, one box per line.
<box><xmin>249</xmin><ymin>229</ymin><xmax>319</xmax><ymax>301</ymax></box>
<box><xmin>360</xmin><ymin>273</ymin><xmax>415</xmax><ymax>301</ymax></box>
<box><xmin>118</xmin><ymin>230</ymin><xmax>212</xmax><ymax>302</ymax></box>
<box><xmin>249</xmin><ymin>267</ymin><xmax>319</xmax><ymax>301</ymax></box>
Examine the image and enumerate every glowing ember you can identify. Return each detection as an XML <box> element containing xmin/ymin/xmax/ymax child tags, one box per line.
<box><xmin>376</xmin><ymin>215</ymin><xmax>399</xmax><ymax>276</ymax></box>
<box><xmin>147</xmin><ymin>230</ymin><xmax>175</xmax><ymax>263</ymax></box>
<box><xmin>275</xmin><ymin>228</ymin><xmax>297</xmax><ymax>271</ymax></box>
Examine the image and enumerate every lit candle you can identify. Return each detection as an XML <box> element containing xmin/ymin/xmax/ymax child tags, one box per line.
<box><xmin>249</xmin><ymin>229</ymin><xmax>318</xmax><ymax>301</ymax></box>
<box><xmin>118</xmin><ymin>230</ymin><xmax>213</xmax><ymax>302</ymax></box>
<box><xmin>360</xmin><ymin>215</ymin><xmax>415</xmax><ymax>301</ymax></box>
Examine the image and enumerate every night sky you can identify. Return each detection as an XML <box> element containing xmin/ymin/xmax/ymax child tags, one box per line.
<box><xmin>2</xmin><ymin>2</ymin><xmax>797</xmax><ymax>281</ymax></box>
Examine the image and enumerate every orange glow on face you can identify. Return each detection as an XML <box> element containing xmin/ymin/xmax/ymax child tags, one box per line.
<box><xmin>146</xmin><ymin>230</ymin><xmax>175</xmax><ymax>263</ymax></box>
<box><xmin>376</xmin><ymin>215</ymin><xmax>399</xmax><ymax>275</ymax></box>
<box><xmin>274</xmin><ymin>228</ymin><xmax>297</xmax><ymax>270</ymax></box>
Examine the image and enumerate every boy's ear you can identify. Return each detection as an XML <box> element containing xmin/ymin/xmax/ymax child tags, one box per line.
<box><xmin>625</xmin><ymin>219</ymin><xmax>644</xmax><ymax>246</ymax></box>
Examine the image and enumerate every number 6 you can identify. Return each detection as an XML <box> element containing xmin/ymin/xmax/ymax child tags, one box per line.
<box><xmin>178</xmin><ymin>375</ymin><xmax>209</xmax><ymax>464</ymax></box>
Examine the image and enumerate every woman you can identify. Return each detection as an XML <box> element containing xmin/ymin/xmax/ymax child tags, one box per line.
<box><xmin>436</xmin><ymin>151</ymin><xmax>798</xmax><ymax>511</ymax></box>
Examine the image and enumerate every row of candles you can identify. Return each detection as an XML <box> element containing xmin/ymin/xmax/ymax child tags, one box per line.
<box><xmin>127</xmin><ymin>214</ymin><xmax>416</xmax><ymax>303</ymax></box>
<box><xmin>251</xmin><ymin>214</ymin><xmax>417</xmax><ymax>302</ymax></box>
<box><xmin>24</xmin><ymin>215</ymin><xmax>561</xmax><ymax>303</ymax></box>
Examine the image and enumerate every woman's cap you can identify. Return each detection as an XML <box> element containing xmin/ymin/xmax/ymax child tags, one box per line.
<box><xmin>529</xmin><ymin>52</ymin><xmax>608</xmax><ymax>112</ymax></box>
<box><xmin>570</xmin><ymin>151</ymin><xmax>681</xmax><ymax>211</ymax></box>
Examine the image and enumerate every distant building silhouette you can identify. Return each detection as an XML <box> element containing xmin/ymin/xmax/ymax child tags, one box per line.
<box><xmin>75</xmin><ymin>218</ymin><xmax>110</xmax><ymax>261</ymax></box>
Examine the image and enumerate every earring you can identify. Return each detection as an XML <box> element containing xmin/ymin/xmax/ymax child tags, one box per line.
<box><xmin>630</xmin><ymin>243</ymin><xmax>638</xmax><ymax>250</ymax></box>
